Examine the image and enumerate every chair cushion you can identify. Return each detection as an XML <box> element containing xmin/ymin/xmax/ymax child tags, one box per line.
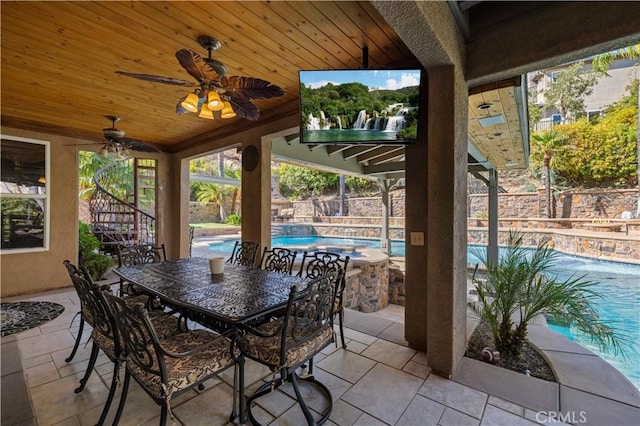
<box><xmin>91</xmin><ymin>314</ymin><xmax>180</xmax><ymax>361</ymax></box>
<box><xmin>91</xmin><ymin>327</ymin><xmax>117</xmax><ymax>360</ymax></box>
<box><xmin>81</xmin><ymin>307</ymin><xmax>94</xmax><ymax>327</ymax></box>
<box><xmin>127</xmin><ymin>330</ymin><xmax>235</xmax><ymax>399</ymax></box>
<box><xmin>238</xmin><ymin>320</ymin><xmax>333</xmax><ymax>369</ymax></box>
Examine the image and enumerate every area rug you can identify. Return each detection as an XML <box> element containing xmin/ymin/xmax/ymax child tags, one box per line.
<box><xmin>0</xmin><ymin>301</ymin><xmax>65</xmax><ymax>337</ymax></box>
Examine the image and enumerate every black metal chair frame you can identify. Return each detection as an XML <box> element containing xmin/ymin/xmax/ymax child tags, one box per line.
<box><xmin>102</xmin><ymin>290</ymin><xmax>241</xmax><ymax>426</ymax></box>
<box><xmin>259</xmin><ymin>246</ymin><xmax>297</xmax><ymax>275</ymax></box>
<box><xmin>63</xmin><ymin>260</ymin><xmax>96</xmax><ymax>363</ymax></box>
<box><xmin>63</xmin><ymin>260</ymin><xmax>122</xmax><ymax>425</ymax></box>
<box><xmin>238</xmin><ymin>271</ymin><xmax>342</xmax><ymax>426</ymax></box>
<box><xmin>117</xmin><ymin>243</ymin><xmax>167</xmax><ymax>296</ymax></box>
<box><xmin>226</xmin><ymin>240</ymin><xmax>260</xmax><ymax>268</ymax></box>
<box><xmin>188</xmin><ymin>226</ymin><xmax>195</xmax><ymax>257</ymax></box>
<box><xmin>64</xmin><ymin>260</ymin><xmax>183</xmax><ymax>425</ymax></box>
<box><xmin>297</xmin><ymin>251</ymin><xmax>350</xmax><ymax>349</ymax></box>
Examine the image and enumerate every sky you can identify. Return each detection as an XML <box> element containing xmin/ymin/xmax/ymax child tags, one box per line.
<box><xmin>300</xmin><ymin>69</ymin><xmax>422</xmax><ymax>91</ymax></box>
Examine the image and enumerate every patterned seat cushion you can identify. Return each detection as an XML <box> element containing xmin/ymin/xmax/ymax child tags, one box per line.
<box><xmin>127</xmin><ymin>330</ymin><xmax>235</xmax><ymax>399</ymax></box>
<box><xmin>81</xmin><ymin>306</ymin><xmax>94</xmax><ymax>327</ymax></box>
<box><xmin>238</xmin><ymin>319</ymin><xmax>333</xmax><ymax>369</ymax></box>
<box><xmin>91</xmin><ymin>314</ymin><xmax>181</xmax><ymax>361</ymax></box>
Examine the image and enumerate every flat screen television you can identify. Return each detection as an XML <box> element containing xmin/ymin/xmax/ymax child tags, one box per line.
<box><xmin>298</xmin><ymin>69</ymin><xmax>423</xmax><ymax>145</ymax></box>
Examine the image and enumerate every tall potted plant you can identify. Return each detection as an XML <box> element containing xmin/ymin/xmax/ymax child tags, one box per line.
<box><xmin>469</xmin><ymin>231</ymin><xmax>627</xmax><ymax>361</ymax></box>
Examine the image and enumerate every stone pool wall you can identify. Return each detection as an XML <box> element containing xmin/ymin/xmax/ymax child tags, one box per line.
<box><xmin>343</xmin><ymin>260</ymin><xmax>389</xmax><ymax>313</ymax></box>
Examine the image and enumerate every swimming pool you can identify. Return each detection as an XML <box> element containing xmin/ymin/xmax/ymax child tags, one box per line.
<box><xmin>209</xmin><ymin>236</ymin><xmax>405</xmax><ymax>256</ymax></box>
<box><xmin>210</xmin><ymin>236</ymin><xmax>640</xmax><ymax>387</ymax></box>
<box><xmin>543</xmin><ymin>257</ymin><xmax>640</xmax><ymax>390</ymax></box>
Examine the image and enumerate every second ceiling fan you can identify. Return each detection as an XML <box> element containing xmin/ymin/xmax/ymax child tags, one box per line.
<box><xmin>116</xmin><ymin>36</ymin><xmax>285</xmax><ymax>121</ymax></box>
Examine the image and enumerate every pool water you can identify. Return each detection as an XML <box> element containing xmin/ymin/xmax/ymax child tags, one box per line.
<box><xmin>210</xmin><ymin>236</ymin><xmax>640</xmax><ymax>387</ymax></box>
<box><xmin>209</xmin><ymin>236</ymin><xmax>405</xmax><ymax>256</ymax></box>
<box><xmin>543</xmin><ymin>258</ymin><xmax>640</xmax><ymax>390</ymax></box>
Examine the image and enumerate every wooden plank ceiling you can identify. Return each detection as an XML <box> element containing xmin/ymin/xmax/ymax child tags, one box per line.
<box><xmin>1</xmin><ymin>1</ymin><xmax>527</xmax><ymax>177</ymax></box>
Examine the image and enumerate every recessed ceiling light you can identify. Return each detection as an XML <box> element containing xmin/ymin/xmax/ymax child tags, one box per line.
<box><xmin>478</xmin><ymin>115</ymin><xmax>505</xmax><ymax>127</ymax></box>
<box><xmin>478</xmin><ymin>103</ymin><xmax>492</xmax><ymax>110</ymax></box>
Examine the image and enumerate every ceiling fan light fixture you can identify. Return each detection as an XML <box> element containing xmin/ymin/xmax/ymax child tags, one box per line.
<box><xmin>181</xmin><ymin>92</ymin><xmax>200</xmax><ymax>113</ymax></box>
<box><xmin>221</xmin><ymin>101</ymin><xmax>236</xmax><ymax>118</ymax></box>
<box><xmin>199</xmin><ymin>102</ymin><xmax>215</xmax><ymax>119</ymax></box>
<box><xmin>207</xmin><ymin>91</ymin><xmax>223</xmax><ymax>111</ymax></box>
<box><xmin>99</xmin><ymin>145</ymin><xmax>109</xmax><ymax>156</ymax></box>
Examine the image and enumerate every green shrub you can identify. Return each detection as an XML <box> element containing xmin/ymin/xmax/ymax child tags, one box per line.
<box><xmin>225</xmin><ymin>213</ymin><xmax>241</xmax><ymax>225</ymax></box>
<box><xmin>82</xmin><ymin>251</ymin><xmax>114</xmax><ymax>282</ymax></box>
<box><xmin>78</xmin><ymin>221</ymin><xmax>114</xmax><ymax>281</ymax></box>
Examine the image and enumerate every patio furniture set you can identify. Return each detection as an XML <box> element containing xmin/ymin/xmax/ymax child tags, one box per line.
<box><xmin>63</xmin><ymin>240</ymin><xmax>351</xmax><ymax>426</ymax></box>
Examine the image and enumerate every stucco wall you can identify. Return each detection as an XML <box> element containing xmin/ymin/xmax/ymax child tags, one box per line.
<box><xmin>1</xmin><ymin>128</ymin><xmax>79</xmax><ymax>297</ymax></box>
<box><xmin>0</xmin><ymin>127</ymin><xmax>171</xmax><ymax>297</ymax></box>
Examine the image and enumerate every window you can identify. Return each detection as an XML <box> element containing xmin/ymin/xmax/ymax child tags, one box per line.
<box><xmin>550</xmin><ymin>71</ymin><xmax>561</xmax><ymax>83</ymax></box>
<box><xmin>1</xmin><ymin>135</ymin><xmax>50</xmax><ymax>252</ymax></box>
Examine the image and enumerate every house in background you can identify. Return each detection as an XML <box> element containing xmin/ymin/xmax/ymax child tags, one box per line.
<box><xmin>529</xmin><ymin>55</ymin><xmax>639</xmax><ymax>131</ymax></box>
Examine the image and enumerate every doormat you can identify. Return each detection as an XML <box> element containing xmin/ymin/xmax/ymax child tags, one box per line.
<box><xmin>0</xmin><ymin>301</ymin><xmax>65</xmax><ymax>337</ymax></box>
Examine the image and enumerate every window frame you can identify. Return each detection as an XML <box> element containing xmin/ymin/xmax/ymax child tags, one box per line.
<box><xmin>1</xmin><ymin>135</ymin><xmax>50</xmax><ymax>254</ymax></box>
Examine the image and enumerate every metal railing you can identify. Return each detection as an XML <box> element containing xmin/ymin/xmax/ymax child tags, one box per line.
<box><xmin>90</xmin><ymin>159</ymin><xmax>156</xmax><ymax>250</ymax></box>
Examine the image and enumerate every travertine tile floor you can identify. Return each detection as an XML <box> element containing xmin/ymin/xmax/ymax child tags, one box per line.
<box><xmin>2</xmin><ymin>284</ymin><xmax>555</xmax><ymax>426</ymax></box>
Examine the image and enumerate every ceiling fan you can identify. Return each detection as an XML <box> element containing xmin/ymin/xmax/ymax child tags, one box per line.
<box><xmin>115</xmin><ymin>35</ymin><xmax>285</xmax><ymax>121</ymax></box>
<box><xmin>99</xmin><ymin>115</ymin><xmax>159</xmax><ymax>158</ymax></box>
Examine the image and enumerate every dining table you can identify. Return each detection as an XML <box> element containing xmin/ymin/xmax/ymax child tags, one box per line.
<box><xmin>114</xmin><ymin>256</ymin><xmax>312</xmax><ymax>422</ymax></box>
<box><xmin>113</xmin><ymin>256</ymin><xmax>309</xmax><ymax>331</ymax></box>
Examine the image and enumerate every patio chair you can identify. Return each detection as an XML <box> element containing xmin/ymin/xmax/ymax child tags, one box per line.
<box><xmin>237</xmin><ymin>271</ymin><xmax>342</xmax><ymax>426</ymax></box>
<box><xmin>117</xmin><ymin>243</ymin><xmax>166</xmax><ymax>296</ymax></box>
<box><xmin>226</xmin><ymin>240</ymin><xmax>260</xmax><ymax>268</ymax></box>
<box><xmin>62</xmin><ymin>260</ymin><xmax>96</xmax><ymax>363</ymax></box>
<box><xmin>297</xmin><ymin>251</ymin><xmax>350</xmax><ymax>349</ymax></box>
<box><xmin>259</xmin><ymin>246</ymin><xmax>297</xmax><ymax>274</ymax></box>
<box><xmin>62</xmin><ymin>260</ymin><xmax>181</xmax><ymax>425</ymax></box>
<box><xmin>101</xmin><ymin>289</ymin><xmax>240</xmax><ymax>426</ymax></box>
<box><xmin>189</xmin><ymin>226</ymin><xmax>195</xmax><ymax>256</ymax></box>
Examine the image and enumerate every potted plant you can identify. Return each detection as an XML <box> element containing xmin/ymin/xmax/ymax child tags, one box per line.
<box><xmin>469</xmin><ymin>231</ymin><xmax>627</xmax><ymax>361</ymax></box>
<box><xmin>78</xmin><ymin>221</ymin><xmax>114</xmax><ymax>281</ymax></box>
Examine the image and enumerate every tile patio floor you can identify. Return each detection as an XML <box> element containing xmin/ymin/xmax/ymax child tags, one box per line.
<box><xmin>2</xmin><ymin>276</ymin><xmax>638</xmax><ymax>426</ymax></box>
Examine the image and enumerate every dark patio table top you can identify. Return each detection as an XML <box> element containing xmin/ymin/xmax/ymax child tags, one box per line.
<box><xmin>114</xmin><ymin>257</ymin><xmax>308</xmax><ymax>325</ymax></box>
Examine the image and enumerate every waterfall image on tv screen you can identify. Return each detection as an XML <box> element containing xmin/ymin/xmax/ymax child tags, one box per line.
<box><xmin>299</xmin><ymin>69</ymin><xmax>422</xmax><ymax>144</ymax></box>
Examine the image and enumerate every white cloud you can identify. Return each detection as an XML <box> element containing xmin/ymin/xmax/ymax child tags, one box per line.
<box><xmin>306</xmin><ymin>80</ymin><xmax>337</xmax><ymax>89</ymax></box>
<box><xmin>384</xmin><ymin>73</ymin><xmax>420</xmax><ymax>90</ymax></box>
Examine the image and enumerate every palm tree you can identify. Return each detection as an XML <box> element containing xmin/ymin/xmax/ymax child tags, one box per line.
<box><xmin>78</xmin><ymin>151</ymin><xmax>114</xmax><ymax>200</ymax></box>
<box><xmin>469</xmin><ymin>231</ymin><xmax>628</xmax><ymax>360</ymax></box>
<box><xmin>195</xmin><ymin>183</ymin><xmax>233</xmax><ymax>222</ymax></box>
<box><xmin>530</xmin><ymin>130</ymin><xmax>568</xmax><ymax>218</ymax></box>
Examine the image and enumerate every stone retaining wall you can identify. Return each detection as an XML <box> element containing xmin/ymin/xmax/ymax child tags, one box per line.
<box><xmin>468</xmin><ymin>188</ymin><xmax>637</xmax><ymax>220</ymax></box>
<box><xmin>467</xmin><ymin>228</ymin><xmax>640</xmax><ymax>263</ymax></box>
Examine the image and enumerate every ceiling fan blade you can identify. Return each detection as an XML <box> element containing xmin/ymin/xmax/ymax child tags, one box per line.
<box><xmin>176</xmin><ymin>49</ymin><xmax>220</xmax><ymax>84</ymax></box>
<box><xmin>115</xmin><ymin>70</ymin><xmax>197</xmax><ymax>87</ymax></box>
<box><xmin>221</xmin><ymin>76</ymin><xmax>285</xmax><ymax>99</ymax></box>
<box><xmin>118</xmin><ymin>138</ymin><xmax>161</xmax><ymax>153</ymax></box>
<box><xmin>229</xmin><ymin>95</ymin><xmax>260</xmax><ymax>121</ymax></box>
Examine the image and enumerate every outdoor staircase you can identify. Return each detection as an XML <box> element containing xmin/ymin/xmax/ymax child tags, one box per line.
<box><xmin>90</xmin><ymin>158</ymin><xmax>157</xmax><ymax>254</ymax></box>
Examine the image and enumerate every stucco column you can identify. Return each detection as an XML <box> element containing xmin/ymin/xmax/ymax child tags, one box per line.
<box><xmin>241</xmin><ymin>140</ymin><xmax>271</xmax><ymax>252</ymax></box>
<box><xmin>406</xmin><ymin>66</ymin><xmax>468</xmax><ymax>377</ymax></box>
